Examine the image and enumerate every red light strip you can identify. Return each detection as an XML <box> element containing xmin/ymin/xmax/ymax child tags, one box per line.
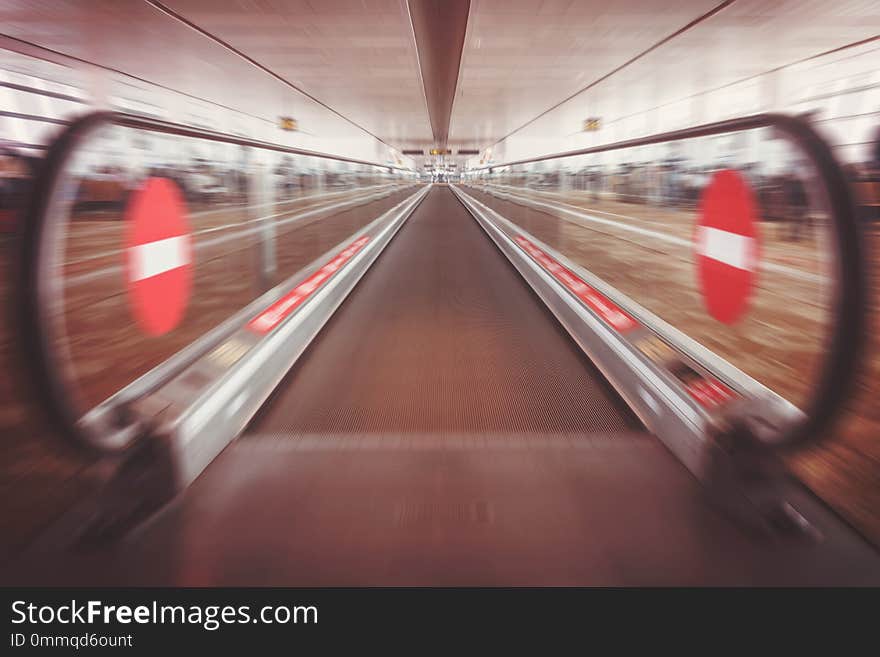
<box><xmin>514</xmin><ymin>235</ymin><xmax>638</xmax><ymax>333</ymax></box>
<box><xmin>685</xmin><ymin>377</ymin><xmax>735</xmax><ymax>408</ymax></box>
<box><xmin>247</xmin><ymin>235</ymin><xmax>371</xmax><ymax>335</ymax></box>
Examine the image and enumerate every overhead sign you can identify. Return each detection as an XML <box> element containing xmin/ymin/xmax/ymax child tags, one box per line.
<box><xmin>279</xmin><ymin>116</ymin><xmax>298</xmax><ymax>131</ymax></box>
<box><xmin>124</xmin><ymin>177</ymin><xmax>193</xmax><ymax>336</ymax></box>
<box><xmin>429</xmin><ymin>148</ymin><xmax>452</xmax><ymax>155</ymax></box>
<box><xmin>695</xmin><ymin>169</ymin><xmax>760</xmax><ymax>324</ymax></box>
<box><xmin>583</xmin><ymin>117</ymin><xmax>601</xmax><ymax>132</ymax></box>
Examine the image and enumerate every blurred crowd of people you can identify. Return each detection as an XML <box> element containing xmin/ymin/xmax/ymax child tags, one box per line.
<box><xmin>0</xmin><ymin>138</ymin><xmax>405</xmax><ymax>230</ymax></box>
<box><xmin>3</xmin><ymin>119</ymin><xmax>880</xmax><ymax>235</ymax></box>
<box><xmin>471</xmin><ymin>125</ymin><xmax>880</xmax><ymax>243</ymax></box>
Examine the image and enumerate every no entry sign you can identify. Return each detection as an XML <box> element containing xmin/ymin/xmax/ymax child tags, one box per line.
<box><xmin>124</xmin><ymin>177</ymin><xmax>193</xmax><ymax>336</ymax></box>
<box><xmin>695</xmin><ymin>169</ymin><xmax>760</xmax><ymax>324</ymax></box>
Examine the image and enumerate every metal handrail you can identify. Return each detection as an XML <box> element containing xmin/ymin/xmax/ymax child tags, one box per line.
<box><xmin>465</xmin><ymin>112</ymin><xmax>868</xmax><ymax>450</ymax></box>
<box><xmin>468</xmin><ymin>112</ymin><xmax>835</xmax><ymax>171</ymax></box>
<box><xmin>112</xmin><ymin>112</ymin><xmax>414</xmax><ymax>172</ymax></box>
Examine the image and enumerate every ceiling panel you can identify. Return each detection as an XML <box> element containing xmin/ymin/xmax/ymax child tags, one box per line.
<box><xmin>0</xmin><ymin>0</ymin><xmax>433</xmax><ymax>150</ymax></box>
<box><xmin>449</xmin><ymin>0</ymin><xmax>880</xmax><ymax>154</ymax></box>
<box><xmin>162</xmin><ymin>0</ymin><xmax>432</xmax><ymax>147</ymax></box>
<box><xmin>448</xmin><ymin>0</ymin><xmax>723</xmax><ymax>150</ymax></box>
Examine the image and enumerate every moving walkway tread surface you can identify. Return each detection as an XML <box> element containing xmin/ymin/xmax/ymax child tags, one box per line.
<box><xmin>249</xmin><ymin>184</ymin><xmax>638</xmax><ymax>434</ymax></box>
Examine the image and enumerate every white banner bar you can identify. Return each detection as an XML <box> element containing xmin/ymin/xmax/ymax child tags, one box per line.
<box><xmin>129</xmin><ymin>235</ymin><xmax>190</xmax><ymax>281</ymax></box>
<box><xmin>695</xmin><ymin>226</ymin><xmax>756</xmax><ymax>271</ymax></box>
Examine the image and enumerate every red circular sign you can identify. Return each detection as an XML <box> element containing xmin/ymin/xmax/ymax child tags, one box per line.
<box><xmin>124</xmin><ymin>177</ymin><xmax>193</xmax><ymax>336</ymax></box>
<box><xmin>694</xmin><ymin>169</ymin><xmax>760</xmax><ymax>325</ymax></box>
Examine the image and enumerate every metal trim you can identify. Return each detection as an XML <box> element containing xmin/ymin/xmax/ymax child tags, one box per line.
<box><xmin>145</xmin><ymin>184</ymin><xmax>432</xmax><ymax>488</ymax></box>
<box><xmin>450</xmin><ymin>184</ymin><xmax>714</xmax><ymax>477</ymax></box>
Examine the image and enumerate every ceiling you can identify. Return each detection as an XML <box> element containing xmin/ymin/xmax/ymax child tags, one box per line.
<box><xmin>0</xmin><ymin>0</ymin><xmax>433</xmax><ymax>152</ymax></box>
<box><xmin>160</xmin><ymin>0</ymin><xmax>433</xmax><ymax>147</ymax></box>
<box><xmin>449</xmin><ymin>0</ymin><xmax>723</xmax><ymax>150</ymax></box>
<box><xmin>0</xmin><ymin>0</ymin><xmax>878</xmax><ymax>159</ymax></box>
<box><xmin>451</xmin><ymin>0</ymin><xmax>880</xmax><ymax>152</ymax></box>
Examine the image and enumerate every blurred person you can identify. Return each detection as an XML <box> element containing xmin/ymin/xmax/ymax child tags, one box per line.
<box><xmin>871</xmin><ymin>120</ymin><xmax>880</xmax><ymax>176</ymax></box>
<box><xmin>680</xmin><ymin>168</ymin><xmax>697</xmax><ymax>206</ymax></box>
<box><xmin>0</xmin><ymin>146</ymin><xmax>36</xmax><ymax>233</ymax></box>
<box><xmin>590</xmin><ymin>168</ymin><xmax>600</xmax><ymax>203</ymax></box>
<box><xmin>782</xmin><ymin>172</ymin><xmax>809</xmax><ymax>241</ymax></box>
<box><xmin>853</xmin><ymin>125</ymin><xmax>880</xmax><ymax>222</ymax></box>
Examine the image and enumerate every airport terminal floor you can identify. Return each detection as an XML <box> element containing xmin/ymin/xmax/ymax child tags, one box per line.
<box><xmin>5</xmin><ymin>185</ymin><xmax>879</xmax><ymax>586</ymax></box>
<box><xmin>1</xmin><ymin>1</ymin><xmax>880</xmax><ymax>589</ymax></box>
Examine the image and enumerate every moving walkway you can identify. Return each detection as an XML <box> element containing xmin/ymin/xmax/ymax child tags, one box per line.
<box><xmin>7</xmin><ymin>112</ymin><xmax>877</xmax><ymax>585</ymax></box>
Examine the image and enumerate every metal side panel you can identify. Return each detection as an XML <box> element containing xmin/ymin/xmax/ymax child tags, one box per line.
<box><xmin>450</xmin><ymin>184</ymin><xmax>718</xmax><ymax>479</ymax></box>
<box><xmin>137</xmin><ymin>184</ymin><xmax>432</xmax><ymax>489</ymax></box>
<box><xmin>448</xmin><ymin>185</ymin><xmax>878</xmax><ymax>541</ymax></box>
<box><xmin>468</xmin><ymin>184</ymin><xmax>804</xmax><ymax>419</ymax></box>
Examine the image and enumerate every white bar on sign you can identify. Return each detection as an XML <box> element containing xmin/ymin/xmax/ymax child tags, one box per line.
<box><xmin>695</xmin><ymin>226</ymin><xmax>756</xmax><ymax>271</ymax></box>
<box><xmin>129</xmin><ymin>235</ymin><xmax>190</xmax><ymax>281</ymax></box>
